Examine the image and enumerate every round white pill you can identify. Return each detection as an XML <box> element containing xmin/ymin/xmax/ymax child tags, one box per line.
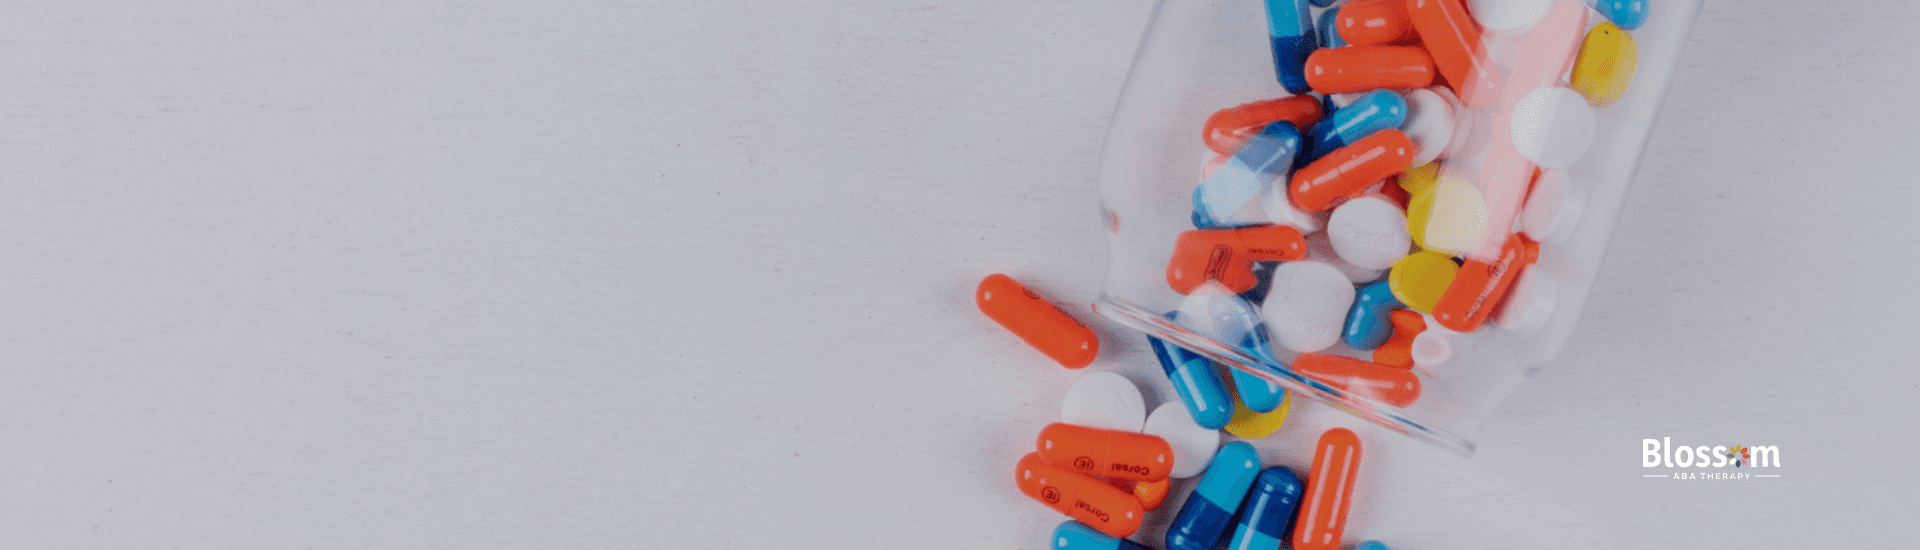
<box><xmin>1402</xmin><ymin>88</ymin><xmax>1456</xmax><ymax>165</ymax></box>
<box><xmin>1521</xmin><ymin>169</ymin><xmax>1584</xmax><ymax>245</ymax></box>
<box><xmin>1469</xmin><ymin>0</ymin><xmax>1553</xmax><ymax>31</ymax></box>
<box><xmin>1061</xmin><ymin>372</ymin><xmax>1148</xmax><ymax>432</ymax></box>
<box><xmin>1410</xmin><ymin>329</ymin><xmax>1453</xmax><ymax>377</ymax></box>
<box><xmin>1142</xmin><ymin>402</ymin><xmax>1222</xmax><ymax>479</ymax></box>
<box><xmin>1328</xmin><ymin>197</ymin><xmax>1412</xmax><ymax>271</ymax></box>
<box><xmin>1259</xmin><ymin>183</ymin><xmax>1325</xmax><ymax>233</ymax></box>
<box><xmin>1306</xmin><ymin>231</ymin><xmax>1385</xmax><ymax>284</ymax></box>
<box><xmin>1260</xmin><ymin>261</ymin><xmax>1355</xmax><ymax>353</ymax></box>
<box><xmin>1510</xmin><ymin>87</ymin><xmax>1596</xmax><ymax>169</ymax></box>
<box><xmin>1495</xmin><ymin>265</ymin><xmax>1558</xmax><ymax>333</ymax></box>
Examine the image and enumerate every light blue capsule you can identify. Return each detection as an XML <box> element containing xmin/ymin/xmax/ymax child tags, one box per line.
<box><xmin>1354</xmin><ymin>541</ymin><xmax>1393</xmax><ymax>550</ymax></box>
<box><xmin>1194</xmin><ymin>122</ymin><xmax>1301</xmax><ymax>229</ymax></box>
<box><xmin>1053</xmin><ymin>521</ymin><xmax>1154</xmax><ymax>550</ymax></box>
<box><xmin>1318</xmin><ymin>6</ymin><xmax>1347</xmax><ymax>49</ymax></box>
<box><xmin>1304</xmin><ymin>90</ymin><xmax>1407</xmax><ymax>164</ymax></box>
<box><xmin>1148</xmin><ymin>336</ymin><xmax>1235</xmax><ymax>430</ymax></box>
<box><xmin>1264</xmin><ymin>0</ymin><xmax>1317</xmax><ymax>93</ymax></box>
<box><xmin>1167</xmin><ymin>442</ymin><xmax>1263</xmax><ymax>550</ymax></box>
<box><xmin>1587</xmin><ymin>0</ymin><xmax>1647</xmax><ymax>30</ymax></box>
<box><xmin>1174</xmin><ymin>293</ymin><xmax>1285</xmax><ymax>413</ymax></box>
<box><xmin>1342</xmin><ymin>279</ymin><xmax>1403</xmax><ymax>351</ymax></box>
<box><xmin>1225</xmin><ymin>467</ymin><xmax>1304</xmax><ymax>550</ymax></box>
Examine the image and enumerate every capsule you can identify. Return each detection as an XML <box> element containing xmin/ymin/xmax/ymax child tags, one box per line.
<box><xmin>1303</xmin><ymin>90</ymin><xmax>1407</xmax><ymax>165</ymax></box>
<box><xmin>1166</xmin><ymin>441</ymin><xmax>1262</xmax><ymax>550</ymax></box>
<box><xmin>1174</xmin><ymin>290</ymin><xmax>1285</xmax><ymax>413</ymax></box>
<box><xmin>1017</xmin><ymin>453</ymin><xmax>1145</xmax><ymax>538</ymax></box>
<box><xmin>1431</xmin><ymin>233</ymin><xmax>1539</xmax><ymax>332</ymax></box>
<box><xmin>1293</xmin><ymin>352</ymin><xmax>1421</xmax><ymax>407</ymax></box>
<box><xmin>1386</xmin><ymin>250</ymin><xmax>1459</xmax><ymax>313</ymax></box>
<box><xmin>1294</xmin><ymin>428</ymin><xmax>1362</xmax><ymax>550</ymax></box>
<box><xmin>1336</xmin><ymin>0</ymin><xmax>1415</xmax><ymax>46</ymax></box>
<box><xmin>977</xmin><ymin>274</ymin><xmax>1099</xmax><ymax>368</ymax></box>
<box><xmin>1203</xmin><ymin>96</ymin><xmax>1325</xmax><ymax>156</ymax></box>
<box><xmin>1342</xmin><ymin>280</ymin><xmax>1403</xmax><ymax>351</ymax></box>
<box><xmin>1053</xmin><ymin>520</ymin><xmax>1156</xmax><ymax>550</ymax></box>
<box><xmin>1195</xmin><ymin>123</ymin><xmax>1303</xmax><ymax>228</ymax></box>
<box><xmin>1304</xmin><ymin>46</ymin><xmax>1435</xmax><ymax>94</ymax></box>
<box><xmin>1407</xmin><ymin>0</ymin><xmax>1501</xmax><ymax>105</ymax></box>
<box><xmin>1587</xmin><ymin>0</ymin><xmax>1647</xmax><ymax>30</ymax></box>
<box><xmin>1289</xmin><ymin>129</ymin><xmax>1415</xmax><ymax>212</ymax></box>
<box><xmin>1371</xmin><ymin>309</ymin><xmax>1425</xmax><ymax>367</ymax></box>
<box><xmin>1167</xmin><ymin>225</ymin><xmax>1309</xmax><ymax>294</ymax></box>
<box><xmin>1148</xmin><ymin>336</ymin><xmax>1235</xmax><ymax>430</ymax></box>
<box><xmin>1037</xmin><ymin>423</ymin><xmax>1175</xmax><ymax>482</ymax></box>
<box><xmin>1224</xmin><ymin>466</ymin><xmax>1305</xmax><ymax>550</ymax></box>
<box><xmin>1318</xmin><ymin>7</ymin><xmax>1347</xmax><ymax>49</ymax></box>
<box><xmin>1263</xmin><ymin>0</ymin><xmax>1318</xmax><ymax>94</ymax></box>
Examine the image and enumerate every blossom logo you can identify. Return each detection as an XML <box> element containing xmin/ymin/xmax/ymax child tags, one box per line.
<box><xmin>1641</xmin><ymin>437</ymin><xmax>1781</xmax><ymax>480</ymax></box>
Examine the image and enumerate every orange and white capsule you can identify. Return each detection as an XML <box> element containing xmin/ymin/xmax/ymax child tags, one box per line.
<box><xmin>1037</xmin><ymin>423</ymin><xmax>1175</xmax><ymax>482</ymax></box>
<box><xmin>977</xmin><ymin>274</ymin><xmax>1100</xmax><ymax>368</ymax></box>
<box><xmin>1293</xmin><ymin>352</ymin><xmax>1422</xmax><ymax>407</ymax></box>
<box><xmin>1305</xmin><ymin>46</ymin><xmax>1435</xmax><ymax>94</ymax></box>
<box><xmin>1294</xmin><ymin>428</ymin><xmax>1362</xmax><ymax>550</ymax></box>
<box><xmin>1017</xmin><ymin>453</ymin><xmax>1146</xmax><ymax>538</ymax></box>
<box><xmin>1290</xmin><ymin>130</ymin><xmax>1416</xmax><ymax>212</ymax></box>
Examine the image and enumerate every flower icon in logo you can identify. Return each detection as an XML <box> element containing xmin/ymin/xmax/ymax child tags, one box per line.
<box><xmin>1728</xmin><ymin>445</ymin><xmax>1749</xmax><ymax>467</ymax></box>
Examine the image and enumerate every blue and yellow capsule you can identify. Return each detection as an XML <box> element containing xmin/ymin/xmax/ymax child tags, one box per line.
<box><xmin>1224</xmin><ymin>467</ymin><xmax>1305</xmax><ymax>550</ymax></box>
<box><xmin>1052</xmin><ymin>520</ymin><xmax>1154</xmax><ymax>550</ymax></box>
<box><xmin>1148</xmin><ymin>336</ymin><xmax>1234</xmax><ymax>430</ymax></box>
<box><xmin>1166</xmin><ymin>442</ymin><xmax>1263</xmax><ymax>550</ymax></box>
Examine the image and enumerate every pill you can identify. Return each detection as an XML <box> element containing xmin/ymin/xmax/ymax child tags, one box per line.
<box><xmin>1053</xmin><ymin>520</ymin><xmax>1156</xmax><ymax>550</ymax></box>
<box><xmin>1407</xmin><ymin>0</ymin><xmax>1502</xmax><ymax>105</ymax></box>
<box><xmin>1409</xmin><ymin>328</ymin><xmax>1452</xmax><ymax>375</ymax></box>
<box><xmin>1167</xmin><ymin>225</ymin><xmax>1309</xmax><ymax>294</ymax></box>
<box><xmin>1355</xmin><ymin>541</ymin><xmax>1393</xmax><ymax>550</ymax></box>
<box><xmin>1328</xmin><ymin>196</ymin><xmax>1411</xmax><ymax>270</ymax></box>
<box><xmin>1143</xmin><ymin>401</ymin><xmax>1225</xmax><ymax>478</ymax></box>
<box><xmin>1401</xmin><ymin>88</ymin><xmax>1456</xmax><ymax>165</ymax></box>
<box><xmin>1494</xmin><ymin>265</ymin><xmax>1557</xmax><ymax>332</ymax></box>
<box><xmin>1261</xmin><ymin>261</ymin><xmax>1356</xmax><ymax>353</ymax></box>
<box><xmin>1175</xmin><ymin>289</ymin><xmax>1286</xmax><ymax>413</ymax></box>
<box><xmin>1148</xmin><ymin>336</ymin><xmax>1235</xmax><ymax>432</ymax></box>
<box><xmin>1371</xmin><ymin>309</ymin><xmax>1426</xmax><ymax>367</ymax></box>
<box><xmin>1062</xmin><ymin>372</ymin><xmax>1148</xmax><ymax>432</ymax></box>
<box><xmin>1570</xmin><ymin>22</ymin><xmax>1639</xmax><ymax>106</ymax></box>
<box><xmin>1225</xmin><ymin>392</ymin><xmax>1293</xmax><ymax>439</ymax></box>
<box><xmin>977</xmin><ymin>274</ymin><xmax>1100</xmax><ymax>368</ymax></box>
<box><xmin>1131</xmin><ymin>478</ymin><xmax>1173</xmax><ymax>511</ymax></box>
<box><xmin>1306</xmin><ymin>231</ymin><xmax>1386</xmax><ymax>283</ymax></box>
<box><xmin>1318</xmin><ymin>6</ymin><xmax>1348</xmax><ymax>49</ymax></box>
<box><xmin>1431</xmin><ymin>233</ymin><xmax>1538</xmax><ymax>332</ymax></box>
<box><xmin>1264</xmin><ymin>0</ymin><xmax>1318</xmax><ymax>94</ymax></box>
<box><xmin>1017</xmin><ymin>453</ymin><xmax>1145</xmax><ymax>538</ymax></box>
<box><xmin>1037</xmin><ymin>423</ymin><xmax>1175</xmax><ymax>482</ymax></box>
<box><xmin>1509</xmin><ymin>87</ymin><xmax>1595</xmax><ymax>169</ymax></box>
<box><xmin>1205</xmin><ymin>97</ymin><xmax>1326</xmax><ymax>156</ymax></box>
<box><xmin>1225</xmin><ymin>466</ymin><xmax>1306</xmax><ymax>550</ymax></box>
<box><xmin>1259</xmin><ymin>183</ymin><xmax>1327</xmax><ymax>233</ymax></box>
<box><xmin>1379</xmin><ymin>174</ymin><xmax>1410</xmax><ymax>208</ymax></box>
<box><xmin>1407</xmin><ymin>176</ymin><xmax>1487</xmax><ymax>255</ymax></box>
<box><xmin>1166</xmin><ymin>441</ymin><xmax>1263</xmax><ymax>550</ymax></box>
<box><xmin>1293</xmin><ymin>352</ymin><xmax>1422</xmax><ymax>407</ymax></box>
<box><xmin>1294</xmin><ymin>428</ymin><xmax>1362</xmax><ymax>550</ymax></box>
<box><xmin>1342</xmin><ymin>280</ymin><xmax>1403</xmax><ymax>350</ymax></box>
<box><xmin>1468</xmin><ymin>0</ymin><xmax>1553</xmax><ymax>31</ymax></box>
<box><xmin>1310</xmin><ymin>0</ymin><xmax>1339</xmax><ymax>6</ymax></box>
<box><xmin>1397</xmin><ymin>161</ymin><xmax>1443</xmax><ymax>195</ymax></box>
<box><xmin>1521</xmin><ymin>169</ymin><xmax>1583</xmax><ymax>244</ymax></box>
<box><xmin>1336</xmin><ymin>0</ymin><xmax>1416</xmax><ymax>46</ymax></box>
<box><xmin>1290</xmin><ymin>129</ymin><xmax>1416</xmax><ymax>212</ymax></box>
<box><xmin>1304</xmin><ymin>46</ymin><xmax>1435</xmax><ymax>94</ymax></box>
<box><xmin>1196</xmin><ymin>123</ymin><xmax>1303</xmax><ymax>228</ymax></box>
<box><xmin>1586</xmin><ymin>0</ymin><xmax>1647</xmax><ymax>30</ymax></box>
<box><xmin>1387</xmin><ymin>250</ymin><xmax>1459</xmax><ymax>313</ymax></box>
<box><xmin>1304</xmin><ymin>90</ymin><xmax>1407</xmax><ymax>165</ymax></box>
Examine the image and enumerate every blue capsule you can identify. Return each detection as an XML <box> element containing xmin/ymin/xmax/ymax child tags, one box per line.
<box><xmin>1303</xmin><ymin>90</ymin><xmax>1407</xmax><ymax>165</ymax></box>
<box><xmin>1587</xmin><ymin>0</ymin><xmax>1647</xmax><ymax>30</ymax></box>
<box><xmin>1263</xmin><ymin>0</ymin><xmax>1317</xmax><ymax>94</ymax></box>
<box><xmin>1052</xmin><ymin>521</ymin><xmax>1154</xmax><ymax>550</ymax></box>
<box><xmin>1174</xmin><ymin>293</ymin><xmax>1286</xmax><ymax>414</ymax></box>
<box><xmin>1318</xmin><ymin>6</ymin><xmax>1347</xmax><ymax>49</ymax></box>
<box><xmin>1224</xmin><ymin>467</ymin><xmax>1304</xmax><ymax>550</ymax></box>
<box><xmin>1353</xmin><ymin>542</ymin><xmax>1392</xmax><ymax>550</ymax></box>
<box><xmin>1194</xmin><ymin>122</ymin><xmax>1301</xmax><ymax>229</ymax></box>
<box><xmin>1342</xmin><ymin>279</ymin><xmax>1403</xmax><ymax>351</ymax></box>
<box><xmin>1308</xmin><ymin>0</ymin><xmax>1338</xmax><ymax>6</ymax></box>
<box><xmin>1167</xmin><ymin>442</ymin><xmax>1263</xmax><ymax>550</ymax></box>
<box><xmin>1148</xmin><ymin>336</ymin><xmax>1235</xmax><ymax>430</ymax></box>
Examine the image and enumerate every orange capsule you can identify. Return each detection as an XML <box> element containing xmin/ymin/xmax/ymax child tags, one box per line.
<box><xmin>1304</xmin><ymin>46</ymin><xmax>1435</xmax><ymax>94</ymax></box>
<box><xmin>976</xmin><ymin>274</ymin><xmax>1100</xmax><ymax>369</ymax></box>
<box><xmin>1431</xmin><ymin>233</ymin><xmax>1539</xmax><ymax>332</ymax></box>
<box><xmin>1016</xmin><ymin>452</ymin><xmax>1145</xmax><ymax>538</ymax></box>
<box><xmin>1406</xmin><ymin>0</ymin><xmax>1502</xmax><ymax>105</ymax></box>
<box><xmin>1371</xmin><ymin>309</ymin><xmax>1426</xmax><ymax>368</ymax></box>
<box><xmin>1203</xmin><ymin>96</ymin><xmax>1326</xmax><ymax>156</ymax></box>
<box><xmin>1337</xmin><ymin>0</ymin><xmax>1416</xmax><ymax>46</ymax></box>
<box><xmin>1166</xmin><ymin>224</ymin><xmax>1308</xmax><ymax>294</ymax></box>
<box><xmin>1108</xmin><ymin>477</ymin><xmax>1173</xmax><ymax>511</ymax></box>
<box><xmin>1293</xmin><ymin>352</ymin><xmax>1421</xmax><ymax>407</ymax></box>
<box><xmin>1037</xmin><ymin>423</ymin><xmax>1175</xmax><ymax>482</ymax></box>
<box><xmin>1289</xmin><ymin>130</ymin><xmax>1415</xmax><ymax>212</ymax></box>
<box><xmin>1294</xmin><ymin>428</ymin><xmax>1363</xmax><ymax>550</ymax></box>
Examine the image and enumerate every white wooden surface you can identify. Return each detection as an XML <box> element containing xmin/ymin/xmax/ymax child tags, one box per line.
<box><xmin>0</xmin><ymin>0</ymin><xmax>1914</xmax><ymax>548</ymax></box>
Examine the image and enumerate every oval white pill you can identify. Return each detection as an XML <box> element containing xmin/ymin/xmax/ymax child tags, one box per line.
<box><xmin>1402</xmin><ymin>88</ymin><xmax>1456</xmax><ymax>165</ymax></box>
<box><xmin>1328</xmin><ymin>197</ymin><xmax>1412</xmax><ymax>270</ymax></box>
<box><xmin>1470</xmin><ymin>0</ymin><xmax>1553</xmax><ymax>31</ymax></box>
<box><xmin>1306</xmin><ymin>231</ymin><xmax>1385</xmax><ymax>283</ymax></box>
<box><xmin>1260</xmin><ymin>261</ymin><xmax>1356</xmax><ymax>353</ymax></box>
<box><xmin>1510</xmin><ymin>87</ymin><xmax>1596</xmax><ymax>169</ymax></box>
<box><xmin>1061</xmin><ymin>372</ymin><xmax>1148</xmax><ymax>432</ymax></box>
<box><xmin>1495</xmin><ymin>265</ymin><xmax>1558</xmax><ymax>333</ymax></box>
<box><xmin>1521</xmin><ymin>169</ymin><xmax>1584</xmax><ymax>245</ymax></box>
<box><xmin>1142</xmin><ymin>402</ymin><xmax>1222</xmax><ymax>479</ymax></box>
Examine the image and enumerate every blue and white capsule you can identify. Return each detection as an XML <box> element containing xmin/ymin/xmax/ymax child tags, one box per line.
<box><xmin>1587</xmin><ymin>0</ymin><xmax>1647</xmax><ymax>30</ymax></box>
<box><xmin>1303</xmin><ymin>90</ymin><xmax>1407</xmax><ymax>164</ymax></box>
<box><xmin>1053</xmin><ymin>520</ymin><xmax>1155</xmax><ymax>550</ymax></box>
<box><xmin>1194</xmin><ymin>122</ymin><xmax>1301</xmax><ymax>229</ymax></box>
<box><xmin>1166</xmin><ymin>441</ymin><xmax>1263</xmax><ymax>550</ymax></box>
<box><xmin>1263</xmin><ymin>0</ymin><xmax>1318</xmax><ymax>93</ymax></box>
<box><xmin>1225</xmin><ymin>467</ymin><xmax>1305</xmax><ymax>550</ymax></box>
<box><xmin>1342</xmin><ymin>279</ymin><xmax>1403</xmax><ymax>351</ymax></box>
<box><xmin>1174</xmin><ymin>290</ymin><xmax>1286</xmax><ymax>413</ymax></box>
<box><xmin>1318</xmin><ymin>6</ymin><xmax>1347</xmax><ymax>49</ymax></box>
<box><xmin>1148</xmin><ymin>336</ymin><xmax>1234</xmax><ymax>430</ymax></box>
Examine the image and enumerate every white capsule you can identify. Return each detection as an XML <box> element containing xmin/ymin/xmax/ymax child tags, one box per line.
<box><xmin>1469</xmin><ymin>0</ymin><xmax>1553</xmax><ymax>31</ymax></box>
<box><xmin>1522</xmin><ymin>169</ymin><xmax>1584</xmax><ymax>244</ymax></box>
<box><xmin>1061</xmin><ymin>372</ymin><xmax>1148</xmax><ymax>432</ymax></box>
<box><xmin>1403</xmin><ymin>88</ymin><xmax>1457</xmax><ymax>165</ymax></box>
<box><xmin>1142</xmin><ymin>402</ymin><xmax>1222</xmax><ymax>479</ymax></box>
<box><xmin>1260</xmin><ymin>261</ymin><xmax>1355</xmax><ymax>353</ymax></box>
<box><xmin>1328</xmin><ymin>197</ymin><xmax>1412</xmax><ymax>271</ymax></box>
<box><xmin>1510</xmin><ymin>87</ymin><xmax>1596</xmax><ymax>169</ymax></box>
<box><xmin>1495</xmin><ymin>265</ymin><xmax>1559</xmax><ymax>333</ymax></box>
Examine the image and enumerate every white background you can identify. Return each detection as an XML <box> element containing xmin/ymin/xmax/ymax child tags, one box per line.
<box><xmin>0</xmin><ymin>0</ymin><xmax>1915</xmax><ymax>548</ymax></box>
